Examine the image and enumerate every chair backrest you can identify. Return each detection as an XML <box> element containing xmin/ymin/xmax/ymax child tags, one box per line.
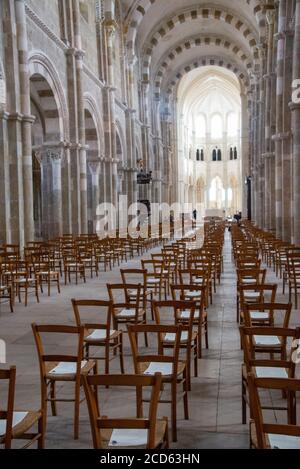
<box><xmin>120</xmin><ymin>269</ymin><xmax>147</xmax><ymax>286</ymax></box>
<box><xmin>71</xmin><ymin>299</ymin><xmax>113</xmax><ymax>335</ymax></box>
<box><xmin>0</xmin><ymin>366</ymin><xmax>16</xmax><ymax>448</ymax></box>
<box><xmin>127</xmin><ymin>324</ymin><xmax>183</xmax><ymax>376</ymax></box>
<box><xmin>239</xmin><ymin>283</ymin><xmax>277</xmax><ymax>309</ymax></box>
<box><xmin>107</xmin><ymin>283</ymin><xmax>142</xmax><ymax>312</ymax></box>
<box><xmin>247</xmin><ymin>373</ymin><xmax>300</xmax><ymax>449</ymax></box>
<box><xmin>240</xmin><ymin>326</ymin><xmax>300</xmax><ymax>376</ymax></box>
<box><xmin>31</xmin><ymin>324</ymin><xmax>85</xmax><ymax>386</ymax></box>
<box><xmin>244</xmin><ymin>302</ymin><xmax>292</xmax><ymax>328</ymax></box>
<box><xmin>83</xmin><ymin>373</ymin><xmax>164</xmax><ymax>449</ymax></box>
<box><xmin>170</xmin><ymin>284</ymin><xmax>207</xmax><ymax>309</ymax></box>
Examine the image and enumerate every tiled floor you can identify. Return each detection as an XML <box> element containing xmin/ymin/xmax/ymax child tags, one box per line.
<box><xmin>0</xmin><ymin>232</ymin><xmax>298</xmax><ymax>449</ymax></box>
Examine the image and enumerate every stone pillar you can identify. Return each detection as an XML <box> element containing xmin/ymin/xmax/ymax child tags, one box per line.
<box><xmin>15</xmin><ymin>0</ymin><xmax>35</xmax><ymax>243</ymax></box>
<box><xmin>264</xmin><ymin>8</ymin><xmax>276</xmax><ymax>231</ymax></box>
<box><xmin>290</xmin><ymin>0</ymin><xmax>300</xmax><ymax>244</ymax></box>
<box><xmin>273</xmin><ymin>0</ymin><xmax>286</xmax><ymax>239</ymax></box>
<box><xmin>0</xmin><ymin>111</ymin><xmax>11</xmax><ymax>243</ymax></box>
<box><xmin>73</xmin><ymin>0</ymin><xmax>88</xmax><ymax>234</ymax></box>
<box><xmin>241</xmin><ymin>92</ymin><xmax>249</xmax><ymax>218</ymax></box>
<box><xmin>88</xmin><ymin>160</ymin><xmax>100</xmax><ymax>233</ymax></box>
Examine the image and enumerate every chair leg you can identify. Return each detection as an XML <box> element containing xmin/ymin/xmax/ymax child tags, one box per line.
<box><xmin>242</xmin><ymin>378</ymin><xmax>247</xmax><ymax>424</ymax></box>
<box><xmin>119</xmin><ymin>335</ymin><xmax>125</xmax><ymax>374</ymax></box>
<box><xmin>37</xmin><ymin>412</ymin><xmax>46</xmax><ymax>449</ymax></box>
<box><xmin>74</xmin><ymin>382</ymin><xmax>81</xmax><ymax>440</ymax></box>
<box><xmin>171</xmin><ymin>382</ymin><xmax>177</xmax><ymax>442</ymax></box>
<box><xmin>183</xmin><ymin>370</ymin><xmax>189</xmax><ymax>421</ymax></box>
<box><xmin>50</xmin><ymin>381</ymin><xmax>57</xmax><ymax>416</ymax></box>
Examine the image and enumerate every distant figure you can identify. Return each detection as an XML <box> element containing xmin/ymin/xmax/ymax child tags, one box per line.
<box><xmin>193</xmin><ymin>209</ymin><xmax>197</xmax><ymax>221</ymax></box>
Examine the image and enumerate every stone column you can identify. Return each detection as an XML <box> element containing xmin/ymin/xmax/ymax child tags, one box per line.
<box><xmin>290</xmin><ymin>0</ymin><xmax>300</xmax><ymax>244</ymax></box>
<box><xmin>273</xmin><ymin>0</ymin><xmax>286</xmax><ymax>239</ymax></box>
<box><xmin>73</xmin><ymin>0</ymin><xmax>88</xmax><ymax>234</ymax></box>
<box><xmin>15</xmin><ymin>0</ymin><xmax>35</xmax><ymax>243</ymax></box>
<box><xmin>264</xmin><ymin>8</ymin><xmax>276</xmax><ymax>231</ymax></box>
<box><xmin>241</xmin><ymin>92</ymin><xmax>249</xmax><ymax>218</ymax></box>
<box><xmin>88</xmin><ymin>160</ymin><xmax>100</xmax><ymax>233</ymax></box>
<box><xmin>0</xmin><ymin>111</ymin><xmax>11</xmax><ymax>243</ymax></box>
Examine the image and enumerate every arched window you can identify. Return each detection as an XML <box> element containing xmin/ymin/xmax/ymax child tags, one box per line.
<box><xmin>200</xmin><ymin>149</ymin><xmax>204</xmax><ymax>161</ymax></box>
<box><xmin>195</xmin><ymin>114</ymin><xmax>206</xmax><ymax>139</ymax></box>
<box><xmin>196</xmin><ymin>149</ymin><xmax>200</xmax><ymax>161</ymax></box>
<box><xmin>230</xmin><ymin>147</ymin><xmax>233</xmax><ymax>160</ymax></box>
<box><xmin>227</xmin><ymin>113</ymin><xmax>238</xmax><ymax>137</ymax></box>
<box><xmin>212</xmin><ymin>149</ymin><xmax>217</xmax><ymax>161</ymax></box>
<box><xmin>217</xmin><ymin>149</ymin><xmax>222</xmax><ymax>161</ymax></box>
<box><xmin>211</xmin><ymin>114</ymin><xmax>223</xmax><ymax>139</ymax></box>
<box><xmin>234</xmin><ymin>147</ymin><xmax>238</xmax><ymax>160</ymax></box>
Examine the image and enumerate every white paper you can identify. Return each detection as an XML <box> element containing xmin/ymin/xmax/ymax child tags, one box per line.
<box><xmin>255</xmin><ymin>367</ymin><xmax>287</xmax><ymax>378</ymax></box>
<box><xmin>164</xmin><ymin>332</ymin><xmax>189</xmax><ymax>342</ymax></box>
<box><xmin>86</xmin><ymin>330</ymin><xmax>116</xmax><ymax>340</ymax></box>
<box><xmin>254</xmin><ymin>335</ymin><xmax>281</xmax><ymax>346</ymax></box>
<box><xmin>250</xmin><ymin>312</ymin><xmax>269</xmax><ymax>319</ymax></box>
<box><xmin>144</xmin><ymin>362</ymin><xmax>173</xmax><ymax>376</ymax></box>
<box><xmin>0</xmin><ymin>412</ymin><xmax>28</xmax><ymax>436</ymax></box>
<box><xmin>180</xmin><ymin>310</ymin><xmax>199</xmax><ymax>319</ymax></box>
<box><xmin>49</xmin><ymin>360</ymin><xmax>87</xmax><ymax>375</ymax></box>
<box><xmin>268</xmin><ymin>434</ymin><xmax>300</xmax><ymax>449</ymax></box>
<box><xmin>118</xmin><ymin>309</ymin><xmax>136</xmax><ymax>317</ymax></box>
<box><xmin>109</xmin><ymin>428</ymin><xmax>148</xmax><ymax>447</ymax></box>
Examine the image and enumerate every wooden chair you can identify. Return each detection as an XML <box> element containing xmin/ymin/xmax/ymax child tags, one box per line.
<box><xmin>107</xmin><ymin>283</ymin><xmax>148</xmax><ymax>346</ymax></box>
<box><xmin>286</xmin><ymin>250</ymin><xmax>300</xmax><ymax>309</ymax></box>
<box><xmin>71</xmin><ymin>299</ymin><xmax>124</xmax><ymax>374</ymax></box>
<box><xmin>153</xmin><ymin>300</ymin><xmax>198</xmax><ymax>390</ymax></box>
<box><xmin>248</xmin><ymin>374</ymin><xmax>300</xmax><ymax>449</ymax></box>
<box><xmin>0</xmin><ymin>282</ymin><xmax>14</xmax><ymax>313</ymax></box>
<box><xmin>238</xmin><ymin>284</ymin><xmax>277</xmax><ymax>325</ymax></box>
<box><xmin>240</xmin><ymin>326</ymin><xmax>300</xmax><ymax>425</ymax></box>
<box><xmin>31</xmin><ymin>324</ymin><xmax>97</xmax><ymax>440</ymax></box>
<box><xmin>141</xmin><ymin>260</ymin><xmax>168</xmax><ymax>301</ymax></box>
<box><xmin>171</xmin><ymin>284</ymin><xmax>208</xmax><ymax>357</ymax></box>
<box><xmin>83</xmin><ymin>373</ymin><xmax>169</xmax><ymax>449</ymax></box>
<box><xmin>0</xmin><ymin>366</ymin><xmax>45</xmax><ymax>449</ymax></box>
<box><xmin>127</xmin><ymin>323</ymin><xmax>188</xmax><ymax>442</ymax></box>
<box><xmin>120</xmin><ymin>268</ymin><xmax>154</xmax><ymax>320</ymax></box>
<box><xmin>236</xmin><ymin>268</ymin><xmax>267</xmax><ymax>322</ymax></box>
<box><xmin>13</xmin><ymin>261</ymin><xmax>40</xmax><ymax>307</ymax></box>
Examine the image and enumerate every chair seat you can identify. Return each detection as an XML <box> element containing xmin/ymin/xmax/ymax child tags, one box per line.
<box><xmin>255</xmin><ymin>366</ymin><xmax>288</xmax><ymax>379</ymax></box>
<box><xmin>163</xmin><ymin>331</ymin><xmax>197</xmax><ymax>344</ymax></box>
<box><xmin>142</xmin><ymin>361</ymin><xmax>185</xmax><ymax>377</ymax></box>
<box><xmin>85</xmin><ymin>329</ymin><xmax>117</xmax><ymax>342</ymax></box>
<box><xmin>184</xmin><ymin>291</ymin><xmax>201</xmax><ymax>299</ymax></box>
<box><xmin>250</xmin><ymin>311</ymin><xmax>269</xmax><ymax>320</ymax></box>
<box><xmin>242</xmin><ymin>279</ymin><xmax>257</xmax><ymax>285</ymax></box>
<box><xmin>115</xmin><ymin>308</ymin><xmax>145</xmax><ymax>319</ymax></box>
<box><xmin>15</xmin><ymin>278</ymin><xmax>35</xmax><ymax>284</ymax></box>
<box><xmin>147</xmin><ymin>278</ymin><xmax>161</xmax><ymax>284</ymax></box>
<box><xmin>244</xmin><ymin>292</ymin><xmax>261</xmax><ymax>300</ymax></box>
<box><xmin>98</xmin><ymin>419</ymin><xmax>168</xmax><ymax>449</ymax></box>
<box><xmin>45</xmin><ymin>360</ymin><xmax>95</xmax><ymax>381</ymax></box>
<box><xmin>179</xmin><ymin>309</ymin><xmax>200</xmax><ymax>319</ymax></box>
<box><xmin>0</xmin><ymin>411</ymin><xmax>41</xmax><ymax>440</ymax></box>
<box><xmin>254</xmin><ymin>335</ymin><xmax>281</xmax><ymax>346</ymax></box>
<box><xmin>268</xmin><ymin>433</ymin><xmax>300</xmax><ymax>449</ymax></box>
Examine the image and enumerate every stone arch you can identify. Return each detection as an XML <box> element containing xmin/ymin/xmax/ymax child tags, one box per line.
<box><xmin>83</xmin><ymin>93</ymin><xmax>104</xmax><ymax>156</ymax></box>
<box><xmin>28</xmin><ymin>52</ymin><xmax>69</xmax><ymax>141</ymax></box>
<box><xmin>153</xmin><ymin>34</ymin><xmax>255</xmax><ymax>95</ymax></box>
<box><xmin>29</xmin><ymin>65</ymin><xmax>66</xmax><ymax>240</ymax></box>
<box><xmin>126</xmin><ymin>0</ymin><xmax>264</xmax><ymax>55</ymax></box>
<box><xmin>141</xmin><ymin>5</ymin><xmax>260</xmax><ymax>81</ymax></box>
<box><xmin>161</xmin><ymin>56</ymin><xmax>249</xmax><ymax>101</ymax></box>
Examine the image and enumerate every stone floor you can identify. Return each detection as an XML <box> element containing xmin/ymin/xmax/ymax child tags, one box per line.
<box><xmin>0</xmin><ymin>232</ymin><xmax>299</xmax><ymax>449</ymax></box>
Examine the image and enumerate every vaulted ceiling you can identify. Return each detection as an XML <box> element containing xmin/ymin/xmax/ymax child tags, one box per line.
<box><xmin>122</xmin><ymin>0</ymin><xmax>269</xmax><ymax>95</ymax></box>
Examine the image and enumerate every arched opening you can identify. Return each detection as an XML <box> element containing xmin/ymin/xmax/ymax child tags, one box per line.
<box><xmin>177</xmin><ymin>66</ymin><xmax>243</xmax><ymax>218</ymax></box>
<box><xmin>85</xmin><ymin>109</ymin><xmax>100</xmax><ymax>234</ymax></box>
<box><xmin>30</xmin><ymin>73</ymin><xmax>63</xmax><ymax>240</ymax></box>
